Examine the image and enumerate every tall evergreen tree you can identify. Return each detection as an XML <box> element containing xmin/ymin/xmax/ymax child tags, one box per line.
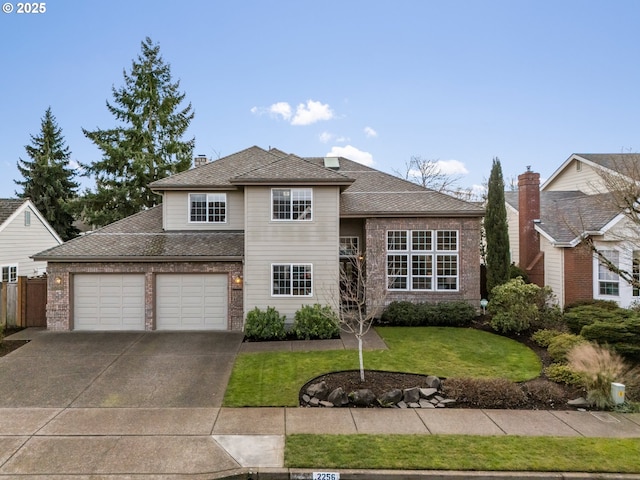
<box><xmin>82</xmin><ymin>37</ymin><xmax>195</xmax><ymax>227</ymax></box>
<box><xmin>15</xmin><ymin>107</ymin><xmax>79</xmax><ymax>241</ymax></box>
<box><xmin>485</xmin><ymin>157</ymin><xmax>511</xmax><ymax>295</ymax></box>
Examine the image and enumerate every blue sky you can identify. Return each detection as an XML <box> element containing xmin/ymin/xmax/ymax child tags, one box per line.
<box><xmin>1</xmin><ymin>0</ymin><xmax>639</xmax><ymax>199</ymax></box>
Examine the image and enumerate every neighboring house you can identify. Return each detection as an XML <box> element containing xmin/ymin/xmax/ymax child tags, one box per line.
<box><xmin>34</xmin><ymin>146</ymin><xmax>484</xmax><ymax>331</ymax></box>
<box><xmin>506</xmin><ymin>153</ymin><xmax>640</xmax><ymax>309</ymax></box>
<box><xmin>0</xmin><ymin>198</ymin><xmax>63</xmax><ymax>283</ymax></box>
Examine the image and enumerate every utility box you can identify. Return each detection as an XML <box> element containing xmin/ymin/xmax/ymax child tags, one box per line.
<box><xmin>611</xmin><ymin>382</ymin><xmax>625</xmax><ymax>405</ymax></box>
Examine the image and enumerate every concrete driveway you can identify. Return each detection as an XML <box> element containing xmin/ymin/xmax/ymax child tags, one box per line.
<box><xmin>0</xmin><ymin>331</ymin><xmax>244</xmax><ymax>408</ymax></box>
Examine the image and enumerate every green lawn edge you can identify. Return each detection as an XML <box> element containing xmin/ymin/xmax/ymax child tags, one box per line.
<box><xmin>224</xmin><ymin>327</ymin><xmax>542</xmax><ymax>407</ymax></box>
<box><xmin>286</xmin><ymin>434</ymin><xmax>640</xmax><ymax>473</ymax></box>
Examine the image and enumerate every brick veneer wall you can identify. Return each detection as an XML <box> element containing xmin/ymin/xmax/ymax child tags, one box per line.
<box><xmin>564</xmin><ymin>243</ymin><xmax>594</xmax><ymax>307</ymax></box>
<box><xmin>46</xmin><ymin>261</ymin><xmax>244</xmax><ymax>331</ymax></box>
<box><xmin>364</xmin><ymin>217</ymin><xmax>482</xmax><ymax>314</ymax></box>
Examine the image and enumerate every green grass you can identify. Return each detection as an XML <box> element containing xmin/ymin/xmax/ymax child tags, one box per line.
<box><xmin>286</xmin><ymin>434</ymin><xmax>640</xmax><ymax>472</ymax></box>
<box><xmin>223</xmin><ymin>326</ymin><xmax>541</xmax><ymax>406</ymax></box>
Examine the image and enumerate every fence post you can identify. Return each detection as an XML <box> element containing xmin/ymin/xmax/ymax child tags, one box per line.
<box><xmin>17</xmin><ymin>277</ymin><xmax>25</xmax><ymax>328</ymax></box>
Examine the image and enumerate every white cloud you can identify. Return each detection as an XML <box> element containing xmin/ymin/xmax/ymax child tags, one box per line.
<box><xmin>364</xmin><ymin>126</ymin><xmax>378</xmax><ymax>138</ymax></box>
<box><xmin>269</xmin><ymin>102</ymin><xmax>292</xmax><ymax>121</ymax></box>
<box><xmin>326</xmin><ymin>145</ymin><xmax>374</xmax><ymax>166</ymax></box>
<box><xmin>291</xmin><ymin>100</ymin><xmax>334</xmax><ymax>125</ymax></box>
<box><xmin>433</xmin><ymin>159</ymin><xmax>469</xmax><ymax>175</ymax></box>
<box><xmin>319</xmin><ymin>132</ymin><xmax>333</xmax><ymax>143</ymax></box>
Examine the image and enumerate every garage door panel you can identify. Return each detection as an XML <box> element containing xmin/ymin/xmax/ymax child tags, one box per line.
<box><xmin>156</xmin><ymin>274</ymin><xmax>228</xmax><ymax>330</ymax></box>
<box><xmin>74</xmin><ymin>274</ymin><xmax>145</xmax><ymax>331</ymax></box>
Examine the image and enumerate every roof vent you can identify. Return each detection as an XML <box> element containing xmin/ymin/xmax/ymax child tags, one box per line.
<box><xmin>323</xmin><ymin>157</ymin><xmax>340</xmax><ymax>170</ymax></box>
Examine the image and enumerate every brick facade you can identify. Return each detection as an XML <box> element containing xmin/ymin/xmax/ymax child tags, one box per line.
<box><xmin>518</xmin><ymin>171</ymin><xmax>545</xmax><ymax>287</ymax></box>
<box><xmin>564</xmin><ymin>243</ymin><xmax>594</xmax><ymax>306</ymax></box>
<box><xmin>46</xmin><ymin>261</ymin><xmax>244</xmax><ymax>331</ymax></box>
<box><xmin>364</xmin><ymin>217</ymin><xmax>482</xmax><ymax>313</ymax></box>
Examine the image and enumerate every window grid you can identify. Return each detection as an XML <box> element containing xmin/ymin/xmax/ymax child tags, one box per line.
<box><xmin>387</xmin><ymin>230</ymin><xmax>458</xmax><ymax>291</ymax></box>
<box><xmin>1</xmin><ymin>266</ymin><xmax>17</xmax><ymax>283</ymax></box>
<box><xmin>272</xmin><ymin>188</ymin><xmax>312</xmax><ymax>221</ymax></box>
<box><xmin>190</xmin><ymin>193</ymin><xmax>226</xmax><ymax>223</ymax></box>
<box><xmin>272</xmin><ymin>264</ymin><xmax>312</xmax><ymax>296</ymax></box>
<box><xmin>598</xmin><ymin>250</ymin><xmax>619</xmax><ymax>296</ymax></box>
<box><xmin>339</xmin><ymin>237</ymin><xmax>359</xmax><ymax>256</ymax></box>
<box><xmin>634</xmin><ymin>255</ymin><xmax>639</xmax><ymax>297</ymax></box>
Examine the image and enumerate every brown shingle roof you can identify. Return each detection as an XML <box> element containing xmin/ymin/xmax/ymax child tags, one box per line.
<box><xmin>33</xmin><ymin>206</ymin><xmax>244</xmax><ymax>261</ymax></box>
<box><xmin>0</xmin><ymin>199</ymin><xmax>25</xmax><ymax>226</ymax></box>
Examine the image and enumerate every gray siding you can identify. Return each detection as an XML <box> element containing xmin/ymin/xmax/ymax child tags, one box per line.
<box><xmin>243</xmin><ymin>186</ymin><xmax>340</xmax><ymax>322</ymax></box>
<box><xmin>0</xmin><ymin>205</ymin><xmax>61</xmax><ymax>277</ymax></box>
<box><xmin>163</xmin><ymin>190</ymin><xmax>244</xmax><ymax>231</ymax></box>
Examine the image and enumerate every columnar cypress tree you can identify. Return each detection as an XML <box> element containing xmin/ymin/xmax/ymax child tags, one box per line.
<box><xmin>485</xmin><ymin>157</ymin><xmax>511</xmax><ymax>295</ymax></box>
<box><xmin>15</xmin><ymin>107</ymin><xmax>79</xmax><ymax>241</ymax></box>
<box><xmin>82</xmin><ymin>37</ymin><xmax>195</xmax><ymax>227</ymax></box>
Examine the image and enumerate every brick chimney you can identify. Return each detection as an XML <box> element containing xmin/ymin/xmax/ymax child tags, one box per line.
<box><xmin>194</xmin><ymin>154</ymin><xmax>209</xmax><ymax>168</ymax></box>
<box><xmin>518</xmin><ymin>168</ymin><xmax>544</xmax><ymax>287</ymax></box>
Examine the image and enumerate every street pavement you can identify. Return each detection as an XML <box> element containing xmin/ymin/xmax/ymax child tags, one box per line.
<box><xmin>0</xmin><ymin>328</ymin><xmax>638</xmax><ymax>480</ymax></box>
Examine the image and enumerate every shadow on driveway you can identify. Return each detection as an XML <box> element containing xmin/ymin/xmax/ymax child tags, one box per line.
<box><xmin>0</xmin><ymin>331</ymin><xmax>244</xmax><ymax>408</ymax></box>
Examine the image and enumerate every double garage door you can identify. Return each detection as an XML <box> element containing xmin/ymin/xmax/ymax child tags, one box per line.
<box><xmin>73</xmin><ymin>273</ymin><xmax>228</xmax><ymax>331</ymax></box>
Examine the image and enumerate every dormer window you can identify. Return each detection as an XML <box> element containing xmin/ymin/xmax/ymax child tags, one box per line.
<box><xmin>272</xmin><ymin>188</ymin><xmax>312</xmax><ymax>221</ymax></box>
<box><xmin>189</xmin><ymin>193</ymin><xmax>226</xmax><ymax>223</ymax></box>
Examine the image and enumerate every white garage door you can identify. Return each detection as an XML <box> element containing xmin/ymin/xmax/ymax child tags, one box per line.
<box><xmin>74</xmin><ymin>274</ymin><xmax>145</xmax><ymax>331</ymax></box>
<box><xmin>156</xmin><ymin>274</ymin><xmax>228</xmax><ymax>330</ymax></box>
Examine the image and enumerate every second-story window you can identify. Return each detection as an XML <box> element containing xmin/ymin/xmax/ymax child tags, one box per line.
<box><xmin>189</xmin><ymin>193</ymin><xmax>227</xmax><ymax>223</ymax></box>
<box><xmin>272</xmin><ymin>188</ymin><xmax>312</xmax><ymax>221</ymax></box>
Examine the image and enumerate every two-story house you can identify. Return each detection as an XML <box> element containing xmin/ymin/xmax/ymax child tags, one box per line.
<box><xmin>35</xmin><ymin>146</ymin><xmax>484</xmax><ymax>331</ymax></box>
<box><xmin>506</xmin><ymin>153</ymin><xmax>640</xmax><ymax>309</ymax></box>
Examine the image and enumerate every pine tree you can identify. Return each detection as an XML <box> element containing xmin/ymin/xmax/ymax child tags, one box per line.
<box><xmin>485</xmin><ymin>157</ymin><xmax>511</xmax><ymax>295</ymax></box>
<box><xmin>15</xmin><ymin>107</ymin><xmax>79</xmax><ymax>241</ymax></box>
<box><xmin>82</xmin><ymin>37</ymin><xmax>195</xmax><ymax>227</ymax></box>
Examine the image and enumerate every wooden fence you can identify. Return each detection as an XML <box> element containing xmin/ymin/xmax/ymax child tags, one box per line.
<box><xmin>0</xmin><ymin>277</ymin><xmax>47</xmax><ymax>328</ymax></box>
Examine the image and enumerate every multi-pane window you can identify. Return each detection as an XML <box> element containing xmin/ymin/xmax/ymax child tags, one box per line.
<box><xmin>339</xmin><ymin>237</ymin><xmax>359</xmax><ymax>256</ymax></box>
<box><xmin>189</xmin><ymin>193</ymin><xmax>226</xmax><ymax>223</ymax></box>
<box><xmin>634</xmin><ymin>256</ymin><xmax>639</xmax><ymax>298</ymax></box>
<box><xmin>387</xmin><ymin>230</ymin><xmax>458</xmax><ymax>291</ymax></box>
<box><xmin>598</xmin><ymin>250</ymin><xmax>619</xmax><ymax>296</ymax></box>
<box><xmin>272</xmin><ymin>188</ymin><xmax>312</xmax><ymax>221</ymax></box>
<box><xmin>272</xmin><ymin>264</ymin><xmax>312</xmax><ymax>296</ymax></box>
<box><xmin>1</xmin><ymin>266</ymin><xmax>17</xmax><ymax>283</ymax></box>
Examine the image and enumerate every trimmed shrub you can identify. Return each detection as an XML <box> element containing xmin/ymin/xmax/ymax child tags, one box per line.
<box><xmin>441</xmin><ymin>377</ymin><xmax>527</xmax><ymax>409</ymax></box>
<box><xmin>488</xmin><ymin>277</ymin><xmax>549</xmax><ymax>334</ymax></box>
<box><xmin>509</xmin><ymin>264</ymin><xmax>529</xmax><ymax>283</ymax></box>
<box><xmin>292</xmin><ymin>304</ymin><xmax>340</xmax><ymax>340</ymax></box>
<box><xmin>544</xmin><ymin>363</ymin><xmax>583</xmax><ymax>386</ymax></box>
<box><xmin>531</xmin><ymin>329</ymin><xmax>564</xmax><ymax>348</ymax></box>
<box><xmin>244</xmin><ymin>306</ymin><xmax>286</xmax><ymax>341</ymax></box>
<box><xmin>523</xmin><ymin>378</ymin><xmax>571</xmax><ymax>407</ymax></box>
<box><xmin>564</xmin><ymin>304</ymin><xmax>636</xmax><ymax>334</ymax></box>
<box><xmin>581</xmin><ymin>318</ymin><xmax>640</xmax><ymax>360</ymax></box>
<box><xmin>380</xmin><ymin>301</ymin><xmax>421</xmax><ymax>326</ymax></box>
<box><xmin>426</xmin><ymin>301</ymin><xmax>476</xmax><ymax>327</ymax></box>
<box><xmin>547</xmin><ymin>333</ymin><xmax>587</xmax><ymax>362</ymax></box>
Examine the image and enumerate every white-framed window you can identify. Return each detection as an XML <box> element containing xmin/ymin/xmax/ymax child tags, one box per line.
<box><xmin>189</xmin><ymin>193</ymin><xmax>227</xmax><ymax>223</ymax></box>
<box><xmin>339</xmin><ymin>236</ymin><xmax>359</xmax><ymax>256</ymax></box>
<box><xmin>598</xmin><ymin>250</ymin><xmax>619</xmax><ymax>296</ymax></box>
<box><xmin>272</xmin><ymin>264</ymin><xmax>313</xmax><ymax>296</ymax></box>
<box><xmin>387</xmin><ymin>230</ymin><xmax>458</xmax><ymax>291</ymax></box>
<box><xmin>1</xmin><ymin>265</ymin><xmax>17</xmax><ymax>283</ymax></box>
<box><xmin>271</xmin><ymin>188</ymin><xmax>312</xmax><ymax>221</ymax></box>
<box><xmin>24</xmin><ymin>210</ymin><xmax>31</xmax><ymax>226</ymax></box>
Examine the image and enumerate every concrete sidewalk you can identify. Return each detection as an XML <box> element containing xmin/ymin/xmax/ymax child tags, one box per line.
<box><xmin>0</xmin><ymin>406</ymin><xmax>638</xmax><ymax>478</ymax></box>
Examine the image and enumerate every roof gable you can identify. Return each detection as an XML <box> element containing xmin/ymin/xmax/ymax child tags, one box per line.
<box><xmin>0</xmin><ymin>198</ymin><xmax>63</xmax><ymax>244</ymax></box>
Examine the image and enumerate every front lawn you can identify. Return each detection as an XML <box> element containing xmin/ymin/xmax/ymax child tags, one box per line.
<box><xmin>223</xmin><ymin>326</ymin><xmax>541</xmax><ymax>407</ymax></box>
<box><xmin>286</xmin><ymin>434</ymin><xmax>640</xmax><ymax>473</ymax></box>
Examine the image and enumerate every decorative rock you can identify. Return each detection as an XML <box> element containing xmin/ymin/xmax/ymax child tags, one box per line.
<box><xmin>306</xmin><ymin>381</ymin><xmax>329</xmax><ymax>401</ymax></box>
<box><xmin>378</xmin><ymin>389</ymin><xmax>403</xmax><ymax>406</ymax></box>
<box><xmin>439</xmin><ymin>398</ymin><xmax>456</xmax><ymax>405</ymax></box>
<box><xmin>403</xmin><ymin>387</ymin><xmax>421</xmax><ymax>404</ymax></box>
<box><xmin>425</xmin><ymin>375</ymin><xmax>441</xmax><ymax>389</ymax></box>
<box><xmin>319</xmin><ymin>401</ymin><xmax>334</xmax><ymax>408</ymax></box>
<box><xmin>327</xmin><ymin>387</ymin><xmax>349</xmax><ymax>406</ymax></box>
<box><xmin>435</xmin><ymin>395</ymin><xmax>444</xmax><ymax>402</ymax></box>
<box><xmin>419</xmin><ymin>400</ymin><xmax>435</xmax><ymax>408</ymax></box>
<box><xmin>350</xmin><ymin>389</ymin><xmax>376</xmax><ymax>407</ymax></box>
<box><xmin>408</xmin><ymin>402</ymin><xmax>421</xmax><ymax>408</ymax></box>
<box><xmin>568</xmin><ymin>397</ymin><xmax>590</xmax><ymax>407</ymax></box>
<box><xmin>302</xmin><ymin>394</ymin><xmax>311</xmax><ymax>403</ymax></box>
<box><xmin>436</xmin><ymin>403</ymin><xmax>445</xmax><ymax>408</ymax></box>
<box><xmin>430</xmin><ymin>398</ymin><xmax>438</xmax><ymax>404</ymax></box>
<box><xmin>397</xmin><ymin>401</ymin><xmax>408</xmax><ymax>409</ymax></box>
<box><xmin>419</xmin><ymin>388</ymin><xmax>438</xmax><ymax>399</ymax></box>
<box><xmin>309</xmin><ymin>397</ymin><xmax>320</xmax><ymax>407</ymax></box>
